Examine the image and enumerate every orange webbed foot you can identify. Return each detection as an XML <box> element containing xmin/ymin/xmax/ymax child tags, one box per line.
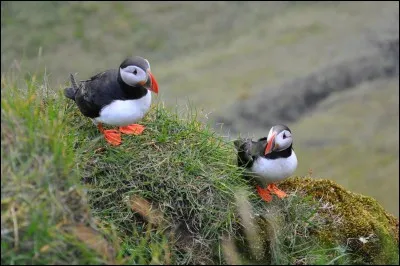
<box><xmin>256</xmin><ymin>185</ymin><xmax>273</xmax><ymax>202</ymax></box>
<box><xmin>97</xmin><ymin>123</ymin><xmax>122</xmax><ymax>146</ymax></box>
<box><xmin>267</xmin><ymin>183</ymin><xmax>287</xmax><ymax>199</ymax></box>
<box><xmin>103</xmin><ymin>129</ymin><xmax>122</xmax><ymax>146</ymax></box>
<box><xmin>119</xmin><ymin>124</ymin><xmax>145</xmax><ymax>135</ymax></box>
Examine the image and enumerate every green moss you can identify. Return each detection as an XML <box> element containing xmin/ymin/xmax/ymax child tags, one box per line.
<box><xmin>280</xmin><ymin>177</ymin><xmax>399</xmax><ymax>264</ymax></box>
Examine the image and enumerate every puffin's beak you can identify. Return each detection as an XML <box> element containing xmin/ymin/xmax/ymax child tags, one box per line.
<box><xmin>264</xmin><ymin>132</ymin><xmax>276</xmax><ymax>155</ymax></box>
<box><xmin>148</xmin><ymin>71</ymin><xmax>159</xmax><ymax>94</ymax></box>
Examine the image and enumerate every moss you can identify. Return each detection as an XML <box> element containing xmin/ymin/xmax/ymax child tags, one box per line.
<box><xmin>279</xmin><ymin>177</ymin><xmax>399</xmax><ymax>264</ymax></box>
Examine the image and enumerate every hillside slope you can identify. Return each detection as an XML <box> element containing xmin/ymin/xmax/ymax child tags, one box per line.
<box><xmin>1</xmin><ymin>76</ymin><xmax>398</xmax><ymax>265</ymax></box>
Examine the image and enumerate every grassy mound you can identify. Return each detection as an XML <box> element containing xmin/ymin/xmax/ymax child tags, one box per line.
<box><xmin>64</xmin><ymin>92</ymin><xmax>250</xmax><ymax>265</ymax></box>
<box><xmin>280</xmin><ymin>177</ymin><xmax>399</xmax><ymax>264</ymax></box>
<box><xmin>2</xmin><ymin>75</ymin><xmax>399</xmax><ymax>265</ymax></box>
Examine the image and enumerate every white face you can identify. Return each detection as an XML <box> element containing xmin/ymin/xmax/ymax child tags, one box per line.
<box><xmin>273</xmin><ymin>129</ymin><xmax>293</xmax><ymax>152</ymax></box>
<box><xmin>119</xmin><ymin>65</ymin><xmax>148</xmax><ymax>87</ymax></box>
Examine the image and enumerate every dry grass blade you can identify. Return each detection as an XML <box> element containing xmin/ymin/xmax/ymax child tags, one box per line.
<box><xmin>130</xmin><ymin>195</ymin><xmax>164</xmax><ymax>226</ymax></box>
<box><xmin>235</xmin><ymin>189</ymin><xmax>264</xmax><ymax>260</ymax></box>
<box><xmin>68</xmin><ymin>224</ymin><xmax>116</xmax><ymax>263</ymax></box>
<box><xmin>221</xmin><ymin>235</ymin><xmax>241</xmax><ymax>265</ymax></box>
<box><xmin>10</xmin><ymin>203</ymin><xmax>19</xmax><ymax>250</ymax></box>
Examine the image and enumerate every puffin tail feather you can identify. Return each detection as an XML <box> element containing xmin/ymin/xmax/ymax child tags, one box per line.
<box><xmin>64</xmin><ymin>87</ymin><xmax>76</xmax><ymax>100</ymax></box>
<box><xmin>64</xmin><ymin>73</ymin><xmax>78</xmax><ymax>100</ymax></box>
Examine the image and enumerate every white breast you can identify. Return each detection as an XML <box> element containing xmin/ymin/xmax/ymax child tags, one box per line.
<box><xmin>250</xmin><ymin>150</ymin><xmax>298</xmax><ymax>186</ymax></box>
<box><xmin>94</xmin><ymin>92</ymin><xmax>151</xmax><ymax>126</ymax></box>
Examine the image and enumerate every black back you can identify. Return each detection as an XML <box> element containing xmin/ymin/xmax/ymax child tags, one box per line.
<box><xmin>74</xmin><ymin>69</ymin><xmax>148</xmax><ymax>118</ymax></box>
<box><xmin>234</xmin><ymin>139</ymin><xmax>255</xmax><ymax>169</ymax></box>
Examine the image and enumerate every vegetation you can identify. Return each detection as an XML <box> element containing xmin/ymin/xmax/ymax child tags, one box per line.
<box><xmin>1</xmin><ymin>75</ymin><xmax>398</xmax><ymax>265</ymax></box>
<box><xmin>280</xmin><ymin>177</ymin><xmax>399</xmax><ymax>264</ymax></box>
<box><xmin>1</xmin><ymin>75</ymin><xmax>116</xmax><ymax>264</ymax></box>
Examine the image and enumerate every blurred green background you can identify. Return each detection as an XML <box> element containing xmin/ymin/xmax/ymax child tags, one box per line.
<box><xmin>1</xmin><ymin>1</ymin><xmax>398</xmax><ymax>216</ymax></box>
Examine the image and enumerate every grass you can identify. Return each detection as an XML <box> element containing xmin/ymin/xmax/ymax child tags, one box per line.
<box><xmin>280</xmin><ymin>177</ymin><xmax>399</xmax><ymax>265</ymax></box>
<box><xmin>2</xmin><ymin>74</ymin><xmax>398</xmax><ymax>265</ymax></box>
<box><xmin>229</xmin><ymin>190</ymin><xmax>353</xmax><ymax>265</ymax></box>
<box><xmin>1</xmin><ymin>75</ymin><xmax>117</xmax><ymax>264</ymax></box>
<box><xmin>66</xmin><ymin>94</ymin><xmax>250</xmax><ymax>264</ymax></box>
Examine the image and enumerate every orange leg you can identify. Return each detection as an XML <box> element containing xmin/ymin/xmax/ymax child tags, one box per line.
<box><xmin>119</xmin><ymin>124</ymin><xmax>146</xmax><ymax>135</ymax></box>
<box><xmin>267</xmin><ymin>183</ymin><xmax>287</xmax><ymax>199</ymax></box>
<box><xmin>256</xmin><ymin>185</ymin><xmax>273</xmax><ymax>202</ymax></box>
<box><xmin>97</xmin><ymin>123</ymin><xmax>121</xmax><ymax>146</ymax></box>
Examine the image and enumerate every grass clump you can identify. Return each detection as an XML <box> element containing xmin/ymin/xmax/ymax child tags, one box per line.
<box><xmin>225</xmin><ymin>189</ymin><xmax>353</xmax><ymax>265</ymax></box>
<box><xmin>64</xmin><ymin>97</ymin><xmax>250</xmax><ymax>264</ymax></box>
<box><xmin>1</xmin><ymin>75</ymin><xmax>118</xmax><ymax>264</ymax></box>
<box><xmin>279</xmin><ymin>177</ymin><xmax>399</xmax><ymax>264</ymax></box>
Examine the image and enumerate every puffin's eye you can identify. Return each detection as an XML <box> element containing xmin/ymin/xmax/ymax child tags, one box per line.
<box><xmin>133</xmin><ymin>69</ymin><xmax>137</xmax><ymax>75</ymax></box>
<box><xmin>282</xmin><ymin>133</ymin><xmax>287</xmax><ymax>139</ymax></box>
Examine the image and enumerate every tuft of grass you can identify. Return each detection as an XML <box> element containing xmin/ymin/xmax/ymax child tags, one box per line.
<box><xmin>266</xmin><ymin>194</ymin><xmax>352</xmax><ymax>265</ymax></box>
<box><xmin>0</xmin><ymin>75</ymin><xmax>171</xmax><ymax>265</ymax></box>
<box><xmin>280</xmin><ymin>177</ymin><xmax>399</xmax><ymax>265</ymax></box>
<box><xmin>227</xmin><ymin>189</ymin><xmax>353</xmax><ymax>265</ymax></box>
<box><xmin>1</xmin><ymin>75</ymin><xmax>116</xmax><ymax>264</ymax></box>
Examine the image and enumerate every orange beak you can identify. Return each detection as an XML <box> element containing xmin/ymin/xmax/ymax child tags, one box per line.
<box><xmin>264</xmin><ymin>132</ymin><xmax>276</xmax><ymax>155</ymax></box>
<box><xmin>148</xmin><ymin>72</ymin><xmax>159</xmax><ymax>94</ymax></box>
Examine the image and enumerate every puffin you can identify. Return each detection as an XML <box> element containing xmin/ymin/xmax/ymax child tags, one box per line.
<box><xmin>64</xmin><ymin>56</ymin><xmax>159</xmax><ymax>146</ymax></box>
<box><xmin>234</xmin><ymin>124</ymin><xmax>298</xmax><ymax>202</ymax></box>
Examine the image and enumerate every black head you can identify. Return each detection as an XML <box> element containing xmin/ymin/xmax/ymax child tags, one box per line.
<box><xmin>120</xmin><ymin>56</ymin><xmax>150</xmax><ymax>71</ymax></box>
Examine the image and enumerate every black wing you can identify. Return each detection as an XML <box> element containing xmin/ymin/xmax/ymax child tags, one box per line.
<box><xmin>234</xmin><ymin>139</ymin><xmax>255</xmax><ymax>169</ymax></box>
<box><xmin>80</xmin><ymin>71</ymin><xmax>108</xmax><ymax>83</ymax></box>
<box><xmin>74</xmin><ymin>69</ymin><xmax>123</xmax><ymax>118</ymax></box>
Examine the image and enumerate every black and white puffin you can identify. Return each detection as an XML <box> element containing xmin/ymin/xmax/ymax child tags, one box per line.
<box><xmin>64</xmin><ymin>56</ymin><xmax>159</xmax><ymax>146</ymax></box>
<box><xmin>234</xmin><ymin>125</ymin><xmax>298</xmax><ymax>202</ymax></box>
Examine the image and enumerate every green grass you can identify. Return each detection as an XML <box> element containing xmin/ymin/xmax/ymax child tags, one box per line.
<box><xmin>2</xmin><ymin>75</ymin><xmax>398</xmax><ymax>265</ymax></box>
<box><xmin>65</xmin><ymin>92</ymin><xmax>250</xmax><ymax>264</ymax></box>
<box><xmin>1</xmin><ymin>75</ymin><xmax>118</xmax><ymax>264</ymax></box>
<box><xmin>229</xmin><ymin>191</ymin><xmax>354</xmax><ymax>265</ymax></box>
